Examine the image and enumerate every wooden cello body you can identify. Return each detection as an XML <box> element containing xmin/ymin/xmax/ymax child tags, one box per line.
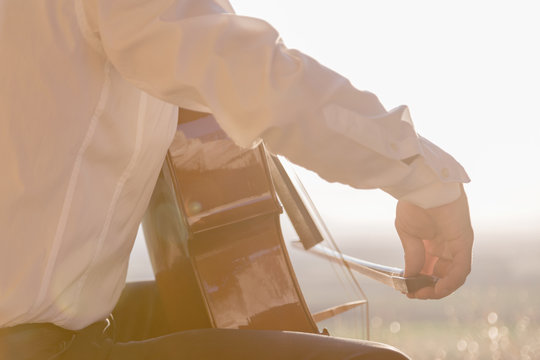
<box><xmin>142</xmin><ymin>109</ymin><xmax>318</xmax><ymax>333</ymax></box>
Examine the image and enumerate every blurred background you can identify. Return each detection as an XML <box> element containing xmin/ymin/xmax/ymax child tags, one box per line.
<box><xmin>128</xmin><ymin>1</ymin><xmax>540</xmax><ymax>359</ymax></box>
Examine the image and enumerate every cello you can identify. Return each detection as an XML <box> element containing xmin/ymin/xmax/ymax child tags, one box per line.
<box><xmin>142</xmin><ymin>108</ymin><xmax>318</xmax><ymax>333</ymax></box>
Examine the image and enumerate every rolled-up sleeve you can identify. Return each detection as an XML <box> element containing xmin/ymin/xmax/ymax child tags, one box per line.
<box><xmin>84</xmin><ymin>0</ymin><xmax>469</xmax><ymax>208</ymax></box>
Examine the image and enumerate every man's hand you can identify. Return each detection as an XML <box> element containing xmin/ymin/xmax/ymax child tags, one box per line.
<box><xmin>395</xmin><ymin>185</ymin><xmax>474</xmax><ymax>299</ymax></box>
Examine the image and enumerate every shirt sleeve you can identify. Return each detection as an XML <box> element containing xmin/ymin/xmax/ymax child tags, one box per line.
<box><xmin>82</xmin><ymin>0</ymin><xmax>469</xmax><ymax>208</ymax></box>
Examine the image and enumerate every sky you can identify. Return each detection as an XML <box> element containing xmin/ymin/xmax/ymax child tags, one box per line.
<box><xmin>229</xmin><ymin>0</ymin><xmax>540</xmax><ymax>239</ymax></box>
<box><xmin>128</xmin><ymin>0</ymin><xmax>540</xmax><ymax>279</ymax></box>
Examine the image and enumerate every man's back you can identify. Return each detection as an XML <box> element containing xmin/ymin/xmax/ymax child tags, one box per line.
<box><xmin>0</xmin><ymin>0</ymin><xmax>178</xmax><ymax>329</ymax></box>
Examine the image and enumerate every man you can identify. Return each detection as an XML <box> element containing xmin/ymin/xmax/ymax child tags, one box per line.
<box><xmin>0</xmin><ymin>0</ymin><xmax>473</xmax><ymax>359</ymax></box>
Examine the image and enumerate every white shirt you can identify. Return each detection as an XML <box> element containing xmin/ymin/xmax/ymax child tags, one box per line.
<box><xmin>0</xmin><ymin>0</ymin><xmax>469</xmax><ymax>330</ymax></box>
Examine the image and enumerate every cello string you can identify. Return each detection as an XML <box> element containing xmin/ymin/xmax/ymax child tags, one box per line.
<box><xmin>282</xmin><ymin>159</ymin><xmax>370</xmax><ymax>339</ymax></box>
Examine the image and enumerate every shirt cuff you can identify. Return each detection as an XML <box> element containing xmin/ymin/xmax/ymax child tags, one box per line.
<box><xmin>398</xmin><ymin>180</ymin><xmax>462</xmax><ymax>208</ymax></box>
<box><xmin>382</xmin><ymin>156</ymin><xmax>463</xmax><ymax>208</ymax></box>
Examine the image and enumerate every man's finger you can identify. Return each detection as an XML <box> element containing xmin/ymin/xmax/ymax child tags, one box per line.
<box><xmin>398</xmin><ymin>231</ymin><xmax>426</xmax><ymax>277</ymax></box>
<box><xmin>432</xmin><ymin>257</ymin><xmax>452</xmax><ymax>278</ymax></box>
<box><xmin>433</xmin><ymin>250</ymin><xmax>471</xmax><ymax>298</ymax></box>
<box><xmin>410</xmin><ymin>248</ymin><xmax>471</xmax><ymax>299</ymax></box>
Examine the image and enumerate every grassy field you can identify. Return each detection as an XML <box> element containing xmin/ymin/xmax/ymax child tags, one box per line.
<box><xmin>287</xmin><ymin>231</ymin><xmax>540</xmax><ymax>360</ymax></box>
